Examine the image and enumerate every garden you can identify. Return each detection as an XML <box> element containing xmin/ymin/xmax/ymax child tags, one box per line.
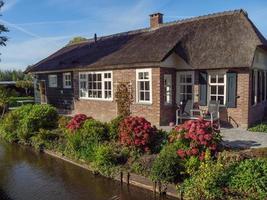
<box><xmin>0</xmin><ymin>104</ymin><xmax>266</xmax><ymax>200</ymax></box>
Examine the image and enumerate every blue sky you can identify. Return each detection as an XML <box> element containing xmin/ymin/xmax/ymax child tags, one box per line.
<box><xmin>0</xmin><ymin>0</ymin><xmax>267</xmax><ymax>70</ymax></box>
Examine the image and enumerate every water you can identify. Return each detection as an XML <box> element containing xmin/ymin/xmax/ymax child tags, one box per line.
<box><xmin>0</xmin><ymin>141</ymin><xmax>176</xmax><ymax>200</ymax></box>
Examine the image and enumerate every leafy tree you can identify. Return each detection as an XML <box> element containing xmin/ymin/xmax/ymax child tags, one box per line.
<box><xmin>16</xmin><ymin>80</ymin><xmax>33</xmax><ymax>95</ymax></box>
<box><xmin>0</xmin><ymin>70</ymin><xmax>32</xmax><ymax>81</ymax></box>
<box><xmin>0</xmin><ymin>1</ymin><xmax>8</xmax><ymax>47</ymax></box>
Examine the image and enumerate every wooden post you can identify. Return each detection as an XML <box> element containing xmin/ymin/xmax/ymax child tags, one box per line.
<box><xmin>153</xmin><ymin>181</ymin><xmax>157</xmax><ymax>193</ymax></box>
<box><xmin>120</xmin><ymin>171</ymin><xmax>123</xmax><ymax>185</ymax></box>
<box><xmin>127</xmin><ymin>172</ymin><xmax>130</xmax><ymax>185</ymax></box>
<box><xmin>158</xmin><ymin>181</ymin><xmax>162</xmax><ymax>195</ymax></box>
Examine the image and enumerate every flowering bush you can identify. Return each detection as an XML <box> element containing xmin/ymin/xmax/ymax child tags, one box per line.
<box><xmin>66</xmin><ymin>114</ymin><xmax>90</xmax><ymax>131</ymax></box>
<box><xmin>172</xmin><ymin>118</ymin><xmax>221</xmax><ymax>160</ymax></box>
<box><xmin>119</xmin><ymin>116</ymin><xmax>156</xmax><ymax>152</ymax></box>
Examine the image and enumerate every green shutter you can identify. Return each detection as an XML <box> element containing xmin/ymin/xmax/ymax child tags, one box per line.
<box><xmin>226</xmin><ymin>73</ymin><xmax>237</xmax><ymax>108</ymax></box>
<box><xmin>199</xmin><ymin>72</ymin><xmax>207</xmax><ymax>106</ymax></box>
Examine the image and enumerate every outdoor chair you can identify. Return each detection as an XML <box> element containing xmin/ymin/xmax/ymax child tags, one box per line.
<box><xmin>176</xmin><ymin>100</ymin><xmax>201</xmax><ymax>124</ymax></box>
<box><xmin>203</xmin><ymin>100</ymin><xmax>220</xmax><ymax>128</ymax></box>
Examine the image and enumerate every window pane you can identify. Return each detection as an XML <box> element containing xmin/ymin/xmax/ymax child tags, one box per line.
<box><xmin>139</xmin><ymin>72</ymin><xmax>143</xmax><ymax>80</ymax></box>
<box><xmin>140</xmin><ymin>82</ymin><xmax>144</xmax><ymax>90</ymax></box>
<box><xmin>186</xmin><ymin>75</ymin><xmax>192</xmax><ymax>83</ymax></box>
<box><xmin>144</xmin><ymin>72</ymin><xmax>149</xmax><ymax>79</ymax></box>
<box><xmin>211</xmin><ymin>86</ymin><xmax>216</xmax><ymax>94</ymax></box>
<box><xmin>211</xmin><ymin>96</ymin><xmax>216</xmax><ymax>101</ymax></box>
<box><xmin>180</xmin><ymin>75</ymin><xmax>186</xmax><ymax>83</ymax></box>
<box><xmin>145</xmin><ymin>81</ymin><xmax>150</xmax><ymax>90</ymax></box>
<box><xmin>218</xmin><ymin>75</ymin><xmax>224</xmax><ymax>83</ymax></box>
<box><xmin>180</xmin><ymin>85</ymin><xmax>186</xmax><ymax>93</ymax></box>
<box><xmin>186</xmin><ymin>85</ymin><xmax>192</xmax><ymax>93</ymax></box>
<box><xmin>210</xmin><ymin>75</ymin><xmax>216</xmax><ymax>83</ymax></box>
<box><xmin>218</xmin><ymin>86</ymin><xmax>224</xmax><ymax>95</ymax></box>
<box><xmin>218</xmin><ymin>96</ymin><xmax>224</xmax><ymax>105</ymax></box>
<box><xmin>140</xmin><ymin>92</ymin><xmax>144</xmax><ymax>100</ymax></box>
<box><xmin>145</xmin><ymin>92</ymin><xmax>150</xmax><ymax>101</ymax></box>
<box><xmin>187</xmin><ymin>94</ymin><xmax>192</xmax><ymax>100</ymax></box>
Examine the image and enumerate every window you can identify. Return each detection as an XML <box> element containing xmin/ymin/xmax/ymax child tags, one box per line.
<box><xmin>208</xmin><ymin>73</ymin><xmax>226</xmax><ymax>105</ymax></box>
<box><xmin>136</xmin><ymin>69</ymin><xmax>152</xmax><ymax>103</ymax></box>
<box><xmin>164</xmin><ymin>74</ymin><xmax>172</xmax><ymax>105</ymax></box>
<box><xmin>251</xmin><ymin>70</ymin><xmax>267</xmax><ymax>105</ymax></box>
<box><xmin>63</xmin><ymin>73</ymin><xmax>72</xmax><ymax>88</ymax></box>
<box><xmin>48</xmin><ymin>75</ymin><xmax>57</xmax><ymax>88</ymax></box>
<box><xmin>79</xmin><ymin>71</ymin><xmax>112</xmax><ymax>100</ymax></box>
<box><xmin>177</xmin><ymin>72</ymin><xmax>194</xmax><ymax>103</ymax></box>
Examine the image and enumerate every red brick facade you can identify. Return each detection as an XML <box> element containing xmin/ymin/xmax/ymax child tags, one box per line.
<box><xmin>71</xmin><ymin>67</ymin><xmax>266</xmax><ymax>128</ymax></box>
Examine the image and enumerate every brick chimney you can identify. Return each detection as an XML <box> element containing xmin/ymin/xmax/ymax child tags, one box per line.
<box><xmin>150</xmin><ymin>13</ymin><xmax>163</xmax><ymax>29</ymax></box>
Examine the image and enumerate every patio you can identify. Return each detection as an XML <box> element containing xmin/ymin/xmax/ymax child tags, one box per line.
<box><xmin>159</xmin><ymin>126</ymin><xmax>267</xmax><ymax>149</ymax></box>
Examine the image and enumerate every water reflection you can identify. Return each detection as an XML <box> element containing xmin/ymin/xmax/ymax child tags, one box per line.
<box><xmin>0</xmin><ymin>141</ymin><xmax>176</xmax><ymax>200</ymax></box>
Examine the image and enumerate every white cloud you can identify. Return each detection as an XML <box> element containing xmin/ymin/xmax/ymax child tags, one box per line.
<box><xmin>0</xmin><ymin>36</ymin><xmax>70</xmax><ymax>70</ymax></box>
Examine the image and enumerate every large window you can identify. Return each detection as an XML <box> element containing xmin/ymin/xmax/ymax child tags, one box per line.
<box><xmin>136</xmin><ymin>69</ymin><xmax>152</xmax><ymax>103</ymax></box>
<box><xmin>63</xmin><ymin>73</ymin><xmax>72</xmax><ymax>88</ymax></box>
<box><xmin>79</xmin><ymin>71</ymin><xmax>112</xmax><ymax>100</ymax></box>
<box><xmin>177</xmin><ymin>72</ymin><xmax>194</xmax><ymax>103</ymax></box>
<box><xmin>164</xmin><ymin>74</ymin><xmax>172</xmax><ymax>105</ymax></box>
<box><xmin>48</xmin><ymin>75</ymin><xmax>57</xmax><ymax>88</ymax></box>
<box><xmin>208</xmin><ymin>73</ymin><xmax>226</xmax><ymax>105</ymax></box>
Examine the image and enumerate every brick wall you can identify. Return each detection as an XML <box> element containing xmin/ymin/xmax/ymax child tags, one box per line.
<box><xmin>73</xmin><ymin>67</ymin><xmax>162</xmax><ymax>126</ymax></box>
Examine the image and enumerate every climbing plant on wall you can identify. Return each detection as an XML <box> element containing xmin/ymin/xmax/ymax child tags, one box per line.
<box><xmin>115</xmin><ymin>82</ymin><xmax>133</xmax><ymax>117</ymax></box>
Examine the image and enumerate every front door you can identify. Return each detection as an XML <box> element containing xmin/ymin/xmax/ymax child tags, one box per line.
<box><xmin>176</xmin><ymin>71</ymin><xmax>194</xmax><ymax>106</ymax></box>
<box><xmin>39</xmin><ymin>80</ymin><xmax>47</xmax><ymax>104</ymax></box>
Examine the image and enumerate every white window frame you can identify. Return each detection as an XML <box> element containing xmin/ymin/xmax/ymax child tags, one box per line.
<box><xmin>208</xmin><ymin>72</ymin><xmax>227</xmax><ymax>106</ymax></box>
<box><xmin>79</xmin><ymin>71</ymin><xmax>113</xmax><ymax>101</ymax></box>
<box><xmin>48</xmin><ymin>74</ymin><xmax>57</xmax><ymax>88</ymax></box>
<box><xmin>164</xmin><ymin>74</ymin><xmax>172</xmax><ymax>105</ymax></box>
<box><xmin>63</xmin><ymin>72</ymin><xmax>72</xmax><ymax>89</ymax></box>
<box><xmin>136</xmin><ymin>68</ymin><xmax>152</xmax><ymax>104</ymax></box>
<box><xmin>176</xmin><ymin>71</ymin><xmax>194</xmax><ymax>105</ymax></box>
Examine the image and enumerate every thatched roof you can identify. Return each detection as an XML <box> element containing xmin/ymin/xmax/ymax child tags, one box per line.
<box><xmin>26</xmin><ymin>9</ymin><xmax>267</xmax><ymax>73</ymax></box>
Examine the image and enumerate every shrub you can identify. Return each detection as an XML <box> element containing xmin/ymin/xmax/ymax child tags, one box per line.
<box><xmin>18</xmin><ymin>104</ymin><xmax>58</xmax><ymax>140</ymax></box>
<box><xmin>150</xmin><ymin>142</ymin><xmax>185</xmax><ymax>184</ymax></box>
<box><xmin>79</xmin><ymin>119</ymin><xmax>108</xmax><ymax>143</ymax></box>
<box><xmin>181</xmin><ymin>153</ymin><xmax>225</xmax><ymax>200</ymax></box>
<box><xmin>31</xmin><ymin>128</ymin><xmax>61</xmax><ymax>150</ymax></box>
<box><xmin>173</xmin><ymin>119</ymin><xmax>222</xmax><ymax>160</ymax></box>
<box><xmin>58</xmin><ymin>115</ymin><xmax>72</xmax><ymax>129</ymax></box>
<box><xmin>248</xmin><ymin>123</ymin><xmax>267</xmax><ymax>133</ymax></box>
<box><xmin>227</xmin><ymin>158</ymin><xmax>267</xmax><ymax>200</ymax></box>
<box><xmin>0</xmin><ymin>111</ymin><xmax>20</xmax><ymax>142</ymax></box>
<box><xmin>150</xmin><ymin>129</ymin><xmax>169</xmax><ymax>154</ymax></box>
<box><xmin>66</xmin><ymin>114</ymin><xmax>89</xmax><ymax>131</ymax></box>
<box><xmin>107</xmin><ymin>115</ymin><xmax>124</xmax><ymax>140</ymax></box>
<box><xmin>131</xmin><ymin>154</ymin><xmax>157</xmax><ymax>176</ymax></box>
<box><xmin>119</xmin><ymin>116</ymin><xmax>156</xmax><ymax>152</ymax></box>
<box><xmin>91</xmin><ymin>144</ymin><xmax>118</xmax><ymax>176</ymax></box>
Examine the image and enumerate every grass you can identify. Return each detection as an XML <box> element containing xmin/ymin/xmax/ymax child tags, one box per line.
<box><xmin>248</xmin><ymin>122</ymin><xmax>267</xmax><ymax>133</ymax></box>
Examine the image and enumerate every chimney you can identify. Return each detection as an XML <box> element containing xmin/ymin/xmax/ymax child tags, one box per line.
<box><xmin>149</xmin><ymin>13</ymin><xmax>163</xmax><ymax>29</ymax></box>
<box><xmin>94</xmin><ymin>33</ymin><xmax>97</xmax><ymax>43</ymax></box>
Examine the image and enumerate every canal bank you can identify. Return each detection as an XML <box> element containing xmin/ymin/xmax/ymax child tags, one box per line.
<box><xmin>0</xmin><ymin>140</ymin><xmax>177</xmax><ymax>200</ymax></box>
<box><xmin>43</xmin><ymin>149</ymin><xmax>178</xmax><ymax>198</ymax></box>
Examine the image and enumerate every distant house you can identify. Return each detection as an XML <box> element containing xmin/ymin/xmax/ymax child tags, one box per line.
<box><xmin>26</xmin><ymin>10</ymin><xmax>267</xmax><ymax>128</ymax></box>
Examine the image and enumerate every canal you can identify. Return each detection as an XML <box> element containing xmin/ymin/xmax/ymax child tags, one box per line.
<box><xmin>0</xmin><ymin>141</ymin><xmax>175</xmax><ymax>200</ymax></box>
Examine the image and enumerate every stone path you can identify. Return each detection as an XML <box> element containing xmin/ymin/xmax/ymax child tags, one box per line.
<box><xmin>221</xmin><ymin>128</ymin><xmax>267</xmax><ymax>149</ymax></box>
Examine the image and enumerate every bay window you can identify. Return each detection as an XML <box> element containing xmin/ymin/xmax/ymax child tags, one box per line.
<box><xmin>136</xmin><ymin>69</ymin><xmax>152</xmax><ymax>103</ymax></box>
<box><xmin>208</xmin><ymin>73</ymin><xmax>226</xmax><ymax>105</ymax></box>
<box><xmin>79</xmin><ymin>71</ymin><xmax>112</xmax><ymax>100</ymax></box>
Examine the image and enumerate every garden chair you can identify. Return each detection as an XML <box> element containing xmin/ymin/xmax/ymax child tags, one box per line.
<box><xmin>176</xmin><ymin>100</ymin><xmax>201</xmax><ymax>124</ymax></box>
<box><xmin>203</xmin><ymin>100</ymin><xmax>220</xmax><ymax>128</ymax></box>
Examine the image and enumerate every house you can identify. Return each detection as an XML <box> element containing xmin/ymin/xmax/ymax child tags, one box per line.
<box><xmin>26</xmin><ymin>10</ymin><xmax>267</xmax><ymax>128</ymax></box>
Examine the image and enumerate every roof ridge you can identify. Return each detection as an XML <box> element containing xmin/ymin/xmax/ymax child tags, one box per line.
<box><xmin>160</xmin><ymin>9</ymin><xmax>246</xmax><ymax>28</ymax></box>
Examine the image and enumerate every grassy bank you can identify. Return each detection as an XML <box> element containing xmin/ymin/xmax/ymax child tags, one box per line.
<box><xmin>0</xmin><ymin>104</ymin><xmax>266</xmax><ymax>200</ymax></box>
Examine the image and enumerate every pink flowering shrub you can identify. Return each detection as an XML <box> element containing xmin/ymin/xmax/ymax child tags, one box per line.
<box><xmin>66</xmin><ymin>114</ymin><xmax>91</xmax><ymax>131</ymax></box>
<box><xmin>172</xmin><ymin>118</ymin><xmax>221</xmax><ymax>160</ymax></box>
<box><xmin>119</xmin><ymin>116</ymin><xmax>157</xmax><ymax>152</ymax></box>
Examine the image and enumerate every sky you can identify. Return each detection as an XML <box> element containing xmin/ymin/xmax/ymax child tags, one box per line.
<box><xmin>0</xmin><ymin>0</ymin><xmax>267</xmax><ymax>71</ymax></box>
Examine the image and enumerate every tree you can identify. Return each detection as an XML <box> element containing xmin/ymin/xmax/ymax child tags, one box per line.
<box><xmin>68</xmin><ymin>36</ymin><xmax>87</xmax><ymax>45</ymax></box>
<box><xmin>16</xmin><ymin>80</ymin><xmax>33</xmax><ymax>95</ymax></box>
<box><xmin>0</xmin><ymin>1</ymin><xmax>8</xmax><ymax>47</ymax></box>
